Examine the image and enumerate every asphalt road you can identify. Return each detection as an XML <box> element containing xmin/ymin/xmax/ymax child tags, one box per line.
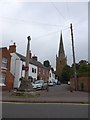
<box><xmin>2</xmin><ymin>103</ymin><xmax>88</xmax><ymax>118</ymax></box>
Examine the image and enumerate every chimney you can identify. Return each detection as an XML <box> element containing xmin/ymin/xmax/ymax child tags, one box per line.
<box><xmin>9</xmin><ymin>43</ymin><xmax>16</xmax><ymax>53</ymax></box>
<box><xmin>32</xmin><ymin>55</ymin><xmax>38</xmax><ymax>61</ymax></box>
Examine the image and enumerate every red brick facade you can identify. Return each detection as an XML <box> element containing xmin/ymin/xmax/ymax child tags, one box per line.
<box><xmin>70</xmin><ymin>76</ymin><xmax>90</xmax><ymax>92</ymax></box>
<box><xmin>37</xmin><ymin>67</ymin><xmax>49</xmax><ymax>81</ymax></box>
<box><xmin>0</xmin><ymin>47</ymin><xmax>14</xmax><ymax>91</ymax></box>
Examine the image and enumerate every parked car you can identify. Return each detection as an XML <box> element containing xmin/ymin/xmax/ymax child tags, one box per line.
<box><xmin>32</xmin><ymin>80</ymin><xmax>47</xmax><ymax>90</ymax></box>
<box><xmin>48</xmin><ymin>80</ymin><xmax>54</xmax><ymax>86</ymax></box>
<box><xmin>52</xmin><ymin>79</ymin><xmax>58</xmax><ymax>85</ymax></box>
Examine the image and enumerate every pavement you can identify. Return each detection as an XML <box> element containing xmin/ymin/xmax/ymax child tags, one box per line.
<box><xmin>0</xmin><ymin>84</ymin><xmax>89</xmax><ymax>104</ymax></box>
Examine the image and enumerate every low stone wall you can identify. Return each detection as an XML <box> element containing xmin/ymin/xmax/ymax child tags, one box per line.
<box><xmin>70</xmin><ymin>76</ymin><xmax>90</xmax><ymax>92</ymax></box>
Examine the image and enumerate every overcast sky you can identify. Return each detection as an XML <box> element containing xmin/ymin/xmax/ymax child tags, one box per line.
<box><xmin>0</xmin><ymin>0</ymin><xmax>88</xmax><ymax>69</ymax></box>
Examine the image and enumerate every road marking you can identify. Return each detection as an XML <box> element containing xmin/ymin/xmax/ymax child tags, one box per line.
<box><xmin>0</xmin><ymin>101</ymin><xmax>90</xmax><ymax>105</ymax></box>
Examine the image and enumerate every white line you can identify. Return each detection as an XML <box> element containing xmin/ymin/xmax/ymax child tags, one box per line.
<box><xmin>0</xmin><ymin>101</ymin><xmax>89</xmax><ymax>106</ymax></box>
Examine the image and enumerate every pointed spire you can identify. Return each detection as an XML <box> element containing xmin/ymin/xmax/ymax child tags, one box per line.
<box><xmin>58</xmin><ymin>32</ymin><xmax>65</xmax><ymax>58</ymax></box>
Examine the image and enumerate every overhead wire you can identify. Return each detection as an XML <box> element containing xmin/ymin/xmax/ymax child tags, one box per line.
<box><xmin>1</xmin><ymin>3</ymin><xmax>86</xmax><ymax>41</ymax></box>
<box><xmin>49</xmin><ymin>0</ymin><xmax>68</xmax><ymax>23</ymax></box>
<box><xmin>33</xmin><ymin>26</ymin><xmax>69</xmax><ymax>40</ymax></box>
<box><xmin>0</xmin><ymin>16</ymin><xmax>66</xmax><ymax>28</ymax></box>
<box><xmin>66</xmin><ymin>1</ymin><xmax>71</xmax><ymax>21</ymax></box>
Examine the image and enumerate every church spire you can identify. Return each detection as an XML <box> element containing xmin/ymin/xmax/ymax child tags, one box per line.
<box><xmin>58</xmin><ymin>32</ymin><xmax>65</xmax><ymax>58</ymax></box>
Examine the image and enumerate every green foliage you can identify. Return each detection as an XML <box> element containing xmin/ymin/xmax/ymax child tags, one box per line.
<box><xmin>60</xmin><ymin>60</ymin><xmax>90</xmax><ymax>82</ymax></box>
<box><xmin>61</xmin><ymin>65</ymin><xmax>71</xmax><ymax>83</ymax></box>
<box><xmin>71</xmin><ymin>60</ymin><xmax>90</xmax><ymax>77</ymax></box>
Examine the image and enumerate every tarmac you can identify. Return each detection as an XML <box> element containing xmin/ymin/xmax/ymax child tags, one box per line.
<box><xmin>0</xmin><ymin>85</ymin><xmax>89</xmax><ymax>104</ymax></box>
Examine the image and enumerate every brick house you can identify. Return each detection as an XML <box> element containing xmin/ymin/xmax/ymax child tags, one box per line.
<box><xmin>31</xmin><ymin>55</ymin><xmax>50</xmax><ymax>81</ymax></box>
<box><xmin>0</xmin><ymin>47</ymin><xmax>14</xmax><ymax>91</ymax></box>
<box><xmin>70</xmin><ymin>76</ymin><xmax>90</xmax><ymax>92</ymax></box>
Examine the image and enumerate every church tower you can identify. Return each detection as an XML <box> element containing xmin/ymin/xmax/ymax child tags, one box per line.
<box><xmin>56</xmin><ymin>32</ymin><xmax>67</xmax><ymax>80</ymax></box>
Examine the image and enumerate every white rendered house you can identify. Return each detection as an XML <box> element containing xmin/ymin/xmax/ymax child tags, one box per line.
<box><xmin>49</xmin><ymin>69</ymin><xmax>55</xmax><ymax>82</ymax></box>
<box><xmin>10</xmin><ymin>52</ymin><xmax>37</xmax><ymax>89</ymax></box>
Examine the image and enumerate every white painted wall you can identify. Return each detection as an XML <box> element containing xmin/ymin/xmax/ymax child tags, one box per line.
<box><xmin>10</xmin><ymin>53</ymin><xmax>21</xmax><ymax>88</ymax></box>
<box><xmin>49</xmin><ymin>69</ymin><xmax>55</xmax><ymax>82</ymax></box>
<box><xmin>29</xmin><ymin>64</ymin><xmax>37</xmax><ymax>80</ymax></box>
<box><xmin>22</xmin><ymin>63</ymin><xmax>37</xmax><ymax>80</ymax></box>
<box><xmin>10</xmin><ymin>53</ymin><xmax>37</xmax><ymax>88</ymax></box>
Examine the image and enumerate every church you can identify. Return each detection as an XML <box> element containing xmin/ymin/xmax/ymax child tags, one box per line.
<box><xmin>56</xmin><ymin>32</ymin><xmax>67</xmax><ymax>80</ymax></box>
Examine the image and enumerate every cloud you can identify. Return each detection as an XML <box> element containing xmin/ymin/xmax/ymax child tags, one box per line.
<box><xmin>1</xmin><ymin>2</ymin><xmax>88</xmax><ymax>69</ymax></box>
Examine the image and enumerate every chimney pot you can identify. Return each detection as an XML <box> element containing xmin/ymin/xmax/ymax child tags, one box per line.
<box><xmin>9</xmin><ymin>43</ymin><xmax>16</xmax><ymax>53</ymax></box>
<box><xmin>32</xmin><ymin>55</ymin><xmax>38</xmax><ymax>61</ymax></box>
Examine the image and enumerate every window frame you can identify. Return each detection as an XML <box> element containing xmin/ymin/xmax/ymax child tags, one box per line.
<box><xmin>0</xmin><ymin>73</ymin><xmax>6</xmax><ymax>86</ymax></box>
<box><xmin>1</xmin><ymin>57</ymin><xmax>7</xmax><ymax>69</ymax></box>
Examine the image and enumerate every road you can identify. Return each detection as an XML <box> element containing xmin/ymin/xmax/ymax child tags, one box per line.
<box><xmin>2</xmin><ymin>84</ymin><xmax>88</xmax><ymax>103</ymax></box>
<box><xmin>2</xmin><ymin>102</ymin><xmax>88</xmax><ymax>118</ymax></box>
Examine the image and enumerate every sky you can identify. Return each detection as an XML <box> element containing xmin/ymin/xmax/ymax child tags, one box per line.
<box><xmin>0</xmin><ymin>0</ymin><xmax>88</xmax><ymax>69</ymax></box>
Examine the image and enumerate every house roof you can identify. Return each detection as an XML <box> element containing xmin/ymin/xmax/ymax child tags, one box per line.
<box><xmin>16</xmin><ymin>52</ymin><xmax>26</xmax><ymax>61</ymax></box>
<box><xmin>16</xmin><ymin>52</ymin><xmax>49</xmax><ymax>70</ymax></box>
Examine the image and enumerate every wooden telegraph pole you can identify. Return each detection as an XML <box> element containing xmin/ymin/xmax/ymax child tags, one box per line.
<box><xmin>70</xmin><ymin>23</ymin><xmax>77</xmax><ymax>91</ymax></box>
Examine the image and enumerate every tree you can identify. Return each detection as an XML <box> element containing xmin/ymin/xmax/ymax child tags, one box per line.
<box><xmin>60</xmin><ymin>65</ymin><xmax>71</xmax><ymax>83</ymax></box>
<box><xmin>71</xmin><ymin>60</ymin><xmax>90</xmax><ymax>77</ymax></box>
<box><xmin>43</xmin><ymin>60</ymin><xmax>51</xmax><ymax>68</ymax></box>
<box><xmin>77</xmin><ymin>60</ymin><xmax>89</xmax><ymax>76</ymax></box>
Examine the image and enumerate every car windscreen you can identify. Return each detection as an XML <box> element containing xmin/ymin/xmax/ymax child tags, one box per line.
<box><xmin>35</xmin><ymin>80</ymin><xmax>43</xmax><ymax>84</ymax></box>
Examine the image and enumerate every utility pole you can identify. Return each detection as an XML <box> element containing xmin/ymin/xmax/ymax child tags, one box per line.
<box><xmin>70</xmin><ymin>23</ymin><xmax>77</xmax><ymax>91</ymax></box>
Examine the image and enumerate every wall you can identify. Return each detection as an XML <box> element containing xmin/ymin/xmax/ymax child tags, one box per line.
<box><xmin>29</xmin><ymin>64</ymin><xmax>37</xmax><ymax>80</ymax></box>
<box><xmin>0</xmin><ymin>48</ymin><xmax>14</xmax><ymax>91</ymax></box>
<box><xmin>10</xmin><ymin>53</ymin><xmax>21</xmax><ymax>88</ymax></box>
<box><xmin>37</xmin><ymin>67</ymin><xmax>49</xmax><ymax>81</ymax></box>
<box><xmin>49</xmin><ymin>69</ymin><xmax>55</xmax><ymax>82</ymax></box>
<box><xmin>11</xmin><ymin>53</ymin><xmax>38</xmax><ymax>88</ymax></box>
<box><xmin>56</xmin><ymin>56</ymin><xmax>67</xmax><ymax>79</ymax></box>
<box><xmin>70</xmin><ymin>76</ymin><xmax>90</xmax><ymax>92</ymax></box>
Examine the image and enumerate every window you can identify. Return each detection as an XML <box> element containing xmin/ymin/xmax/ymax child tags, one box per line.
<box><xmin>2</xmin><ymin>57</ymin><xmax>7</xmax><ymax>63</ymax></box>
<box><xmin>0</xmin><ymin>73</ymin><xmax>6</xmax><ymax>85</ymax></box>
<box><xmin>60</xmin><ymin>60</ymin><xmax>62</xmax><ymax>63</ymax></box>
<box><xmin>2</xmin><ymin>57</ymin><xmax>7</xmax><ymax>69</ymax></box>
<box><xmin>32</xmin><ymin>68</ymin><xmax>36</xmax><ymax>73</ymax></box>
<box><xmin>32</xmin><ymin>68</ymin><xmax>34</xmax><ymax>73</ymax></box>
<box><xmin>34</xmin><ymin>69</ymin><xmax>36</xmax><ymax>73</ymax></box>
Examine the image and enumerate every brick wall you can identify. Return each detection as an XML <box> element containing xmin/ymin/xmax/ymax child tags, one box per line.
<box><xmin>0</xmin><ymin>47</ymin><xmax>14</xmax><ymax>91</ymax></box>
<box><xmin>70</xmin><ymin>76</ymin><xmax>90</xmax><ymax>92</ymax></box>
<box><xmin>37</xmin><ymin>67</ymin><xmax>49</xmax><ymax>81</ymax></box>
